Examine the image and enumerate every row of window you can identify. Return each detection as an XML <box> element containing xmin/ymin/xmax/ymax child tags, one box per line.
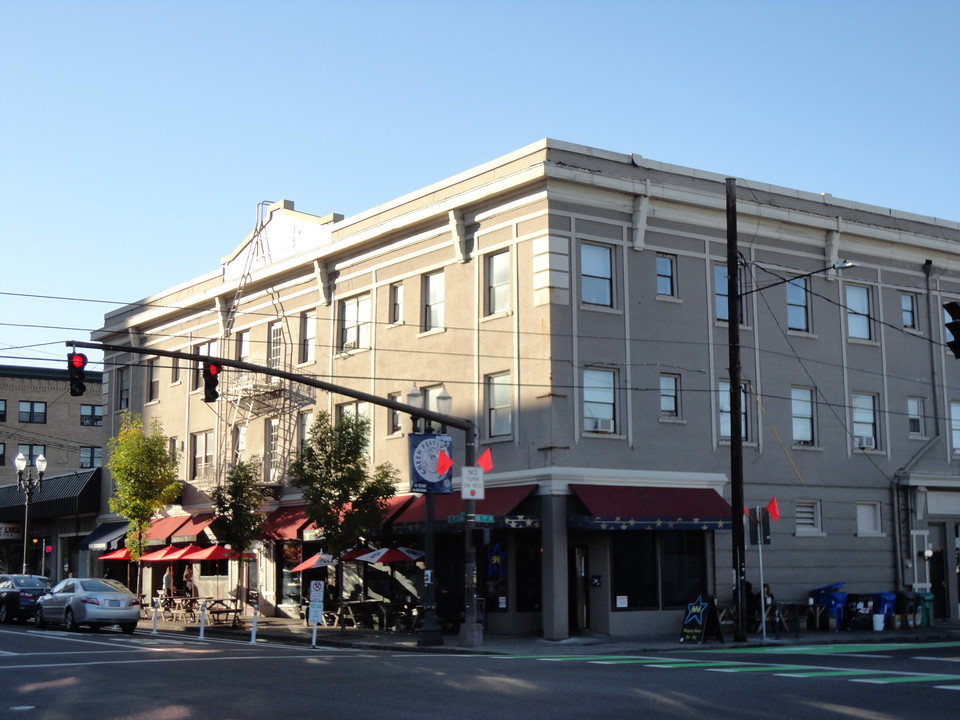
<box><xmin>0</xmin><ymin>443</ymin><xmax>102</xmax><ymax>469</ymax></box>
<box><xmin>0</xmin><ymin>399</ymin><xmax>103</xmax><ymax>426</ymax></box>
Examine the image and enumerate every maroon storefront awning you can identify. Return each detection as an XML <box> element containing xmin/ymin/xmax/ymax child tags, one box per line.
<box><xmin>568</xmin><ymin>484</ymin><xmax>732</xmax><ymax>530</ymax></box>
<box><xmin>262</xmin><ymin>506</ymin><xmax>310</xmax><ymax>541</ymax></box>
<box><xmin>391</xmin><ymin>485</ymin><xmax>538</xmax><ymax>528</ymax></box>
<box><xmin>144</xmin><ymin>515</ymin><xmax>191</xmax><ymax>546</ymax></box>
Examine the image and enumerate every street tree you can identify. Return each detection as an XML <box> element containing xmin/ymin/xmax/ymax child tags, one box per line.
<box><xmin>289</xmin><ymin>411</ymin><xmax>398</xmax><ymax>624</ymax></box>
<box><xmin>106</xmin><ymin>412</ymin><xmax>181</xmax><ymax>589</ymax></box>
<box><xmin>211</xmin><ymin>457</ymin><xmax>265</xmax><ymax>602</ymax></box>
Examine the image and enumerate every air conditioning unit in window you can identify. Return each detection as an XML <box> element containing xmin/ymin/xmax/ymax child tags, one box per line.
<box><xmin>589</xmin><ymin>418</ymin><xmax>615</xmax><ymax>433</ymax></box>
<box><xmin>854</xmin><ymin>435</ymin><xmax>876</xmax><ymax>449</ymax></box>
<box><xmin>342</xmin><ymin>341</ymin><xmax>358</xmax><ymax>351</ymax></box>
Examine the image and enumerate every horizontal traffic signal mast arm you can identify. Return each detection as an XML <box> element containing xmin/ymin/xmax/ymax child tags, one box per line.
<box><xmin>66</xmin><ymin>340</ymin><xmax>472</xmax><ymax>432</ymax></box>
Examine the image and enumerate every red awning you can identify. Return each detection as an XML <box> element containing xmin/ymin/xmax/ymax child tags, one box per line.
<box><xmin>144</xmin><ymin>515</ymin><xmax>191</xmax><ymax>546</ymax></box>
<box><xmin>171</xmin><ymin>513</ymin><xmax>216</xmax><ymax>543</ymax></box>
<box><xmin>568</xmin><ymin>484</ymin><xmax>732</xmax><ymax>530</ymax></box>
<box><xmin>392</xmin><ymin>485</ymin><xmax>537</xmax><ymax>525</ymax></box>
<box><xmin>262</xmin><ymin>506</ymin><xmax>310</xmax><ymax>541</ymax></box>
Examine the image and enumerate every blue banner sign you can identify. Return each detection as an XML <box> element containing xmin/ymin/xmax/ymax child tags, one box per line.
<box><xmin>409</xmin><ymin>433</ymin><xmax>453</xmax><ymax>493</ymax></box>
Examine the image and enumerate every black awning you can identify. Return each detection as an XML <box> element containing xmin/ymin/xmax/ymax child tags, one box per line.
<box><xmin>0</xmin><ymin>468</ymin><xmax>101</xmax><ymax>522</ymax></box>
<box><xmin>79</xmin><ymin>520</ymin><xmax>129</xmax><ymax>551</ymax></box>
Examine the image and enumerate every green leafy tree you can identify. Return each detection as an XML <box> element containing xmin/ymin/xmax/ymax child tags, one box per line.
<box><xmin>211</xmin><ymin>458</ymin><xmax>266</xmax><ymax>601</ymax></box>
<box><xmin>290</xmin><ymin>411</ymin><xmax>398</xmax><ymax>625</ymax></box>
<box><xmin>106</xmin><ymin>412</ymin><xmax>181</xmax><ymax>588</ymax></box>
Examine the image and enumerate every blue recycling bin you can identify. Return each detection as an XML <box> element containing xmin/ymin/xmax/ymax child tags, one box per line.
<box><xmin>810</xmin><ymin>583</ymin><xmax>847</xmax><ymax>630</ymax></box>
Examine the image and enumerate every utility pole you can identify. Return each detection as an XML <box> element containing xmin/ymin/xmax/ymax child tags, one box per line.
<box><xmin>726</xmin><ymin>177</ymin><xmax>747</xmax><ymax>643</ymax></box>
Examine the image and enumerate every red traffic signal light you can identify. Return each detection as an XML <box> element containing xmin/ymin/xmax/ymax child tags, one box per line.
<box><xmin>68</xmin><ymin>352</ymin><xmax>88</xmax><ymax>396</ymax></box>
<box><xmin>202</xmin><ymin>360</ymin><xmax>222</xmax><ymax>402</ymax></box>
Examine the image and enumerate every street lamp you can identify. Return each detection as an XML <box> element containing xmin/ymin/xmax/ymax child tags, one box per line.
<box><xmin>15</xmin><ymin>452</ymin><xmax>47</xmax><ymax>575</ymax></box>
<box><xmin>406</xmin><ymin>385</ymin><xmax>444</xmax><ymax>646</ymax></box>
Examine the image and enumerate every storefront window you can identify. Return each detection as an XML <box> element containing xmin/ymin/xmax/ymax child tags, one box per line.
<box><xmin>279</xmin><ymin>543</ymin><xmax>301</xmax><ymax>606</ymax></box>
<box><xmin>610</xmin><ymin>531</ymin><xmax>706</xmax><ymax>610</ymax></box>
<box><xmin>515</xmin><ymin>531</ymin><xmax>541</xmax><ymax>612</ymax></box>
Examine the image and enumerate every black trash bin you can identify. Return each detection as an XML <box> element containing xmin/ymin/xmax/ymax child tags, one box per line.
<box><xmin>895</xmin><ymin>591</ymin><xmax>920</xmax><ymax>628</ymax></box>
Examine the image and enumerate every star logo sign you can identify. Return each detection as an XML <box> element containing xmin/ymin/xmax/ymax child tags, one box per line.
<box><xmin>684</xmin><ymin>595</ymin><xmax>707</xmax><ymax>626</ymax></box>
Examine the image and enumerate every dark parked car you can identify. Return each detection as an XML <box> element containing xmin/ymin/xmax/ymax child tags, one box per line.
<box><xmin>0</xmin><ymin>574</ymin><xmax>54</xmax><ymax>623</ymax></box>
<box><xmin>36</xmin><ymin>577</ymin><xmax>140</xmax><ymax>633</ymax></box>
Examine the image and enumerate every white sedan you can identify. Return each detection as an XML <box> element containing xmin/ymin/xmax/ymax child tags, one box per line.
<box><xmin>36</xmin><ymin>578</ymin><xmax>140</xmax><ymax>634</ymax></box>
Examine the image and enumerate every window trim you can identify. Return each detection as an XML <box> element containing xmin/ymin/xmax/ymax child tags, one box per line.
<box><xmin>18</xmin><ymin>400</ymin><xmax>47</xmax><ymax>424</ymax></box>
<box><xmin>786</xmin><ymin>276</ymin><xmax>810</xmax><ymax>332</ymax></box>
<box><xmin>852</xmin><ymin>392</ymin><xmax>879</xmax><ymax>451</ymax></box>
<box><xmin>659</xmin><ymin>373</ymin><xmax>681</xmax><ymax>419</ymax></box>
<box><xmin>583</xmin><ymin>367</ymin><xmax>617</xmax><ymax>435</ymax></box>
<box><xmin>655</xmin><ymin>253</ymin><xmax>677</xmax><ymax>298</ymax></box>
<box><xmin>486</xmin><ymin>372</ymin><xmax>513</xmax><ymax>438</ymax></box>
<box><xmin>580</xmin><ymin>242</ymin><xmax>614</xmax><ymax>308</ymax></box>
<box><xmin>339</xmin><ymin>295</ymin><xmax>371</xmax><ymax>352</ymax></box>
<box><xmin>422</xmin><ymin>271</ymin><xmax>445</xmax><ymax>332</ymax></box>
<box><xmin>791</xmin><ymin>386</ymin><xmax>816</xmax><ymax>447</ymax></box>
<box><xmin>846</xmin><ymin>284</ymin><xmax>873</xmax><ymax>340</ymax></box>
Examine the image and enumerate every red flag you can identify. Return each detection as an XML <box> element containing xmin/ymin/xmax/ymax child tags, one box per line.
<box><xmin>766</xmin><ymin>497</ymin><xmax>780</xmax><ymax>522</ymax></box>
<box><xmin>476</xmin><ymin>447</ymin><xmax>493</xmax><ymax>473</ymax></box>
<box><xmin>435</xmin><ymin>449</ymin><xmax>454</xmax><ymax>475</ymax></box>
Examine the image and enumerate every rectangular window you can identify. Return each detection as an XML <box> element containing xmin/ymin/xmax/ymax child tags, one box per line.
<box><xmin>192</xmin><ymin>341</ymin><xmax>215</xmax><ymax>390</ymax></box>
<box><xmin>299</xmin><ymin>310</ymin><xmax>316</xmax><ymax>363</ymax></box>
<box><xmin>908</xmin><ymin>397</ymin><xmax>924</xmax><ymax>436</ymax></box>
<box><xmin>337</xmin><ymin>400</ymin><xmax>370</xmax><ymax>422</ymax></box>
<box><xmin>659</xmin><ymin>374</ymin><xmax>680</xmax><ymax>418</ymax></box>
<box><xmin>387</xmin><ymin>392</ymin><xmax>402</xmax><ymax>435</ymax></box>
<box><xmin>610</xmin><ymin>531</ymin><xmax>706</xmax><ymax>610</ymax></box>
<box><xmin>656</xmin><ymin>254</ymin><xmax>676</xmax><ymax>297</ymax></box>
<box><xmin>389</xmin><ymin>282</ymin><xmax>404</xmax><ymax>324</ymax></box>
<box><xmin>856</xmin><ymin>502</ymin><xmax>883</xmax><ymax>536</ymax></box>
<box><xmin>265</xmin><ymin>418</ymin><xmax>280</xmax><ymax>482</ymax></box>
<box><xmin>846</xmin><ymin>285</ymin><xmax>872</xmax><ymax>339</ymax></box>
<box><xmin>791</xmin><ymin>387</ymin><xmax>815</xmax><ymax>446</ymax></box>
<box><xmin>718</xmin><ymin>381</ymin><xmax>749</xmax><ymax>441</ymax></box>
<box><xmin>487</xmin><ymin>373</ymin><xmax>512</xmax><ymax>437</ymax></box>
<box><xmin>901</xmin><ymin>293</ymin><xmax>917</xmax><ymax>330</ymax></box>
<box><xmin>786</xmin><ymin>277</ymin><xmax>810</xmax><ymax>332</ymax></box>
<box><xmin>190</xmin><ymin>430</ymin><xmax>214</xmax><ymax>481</ymax></box>
<box><xmin>951</xmin><ymin>402</ymin><xmax>960</xmax><ymax>456</ymax></box>
<box><xmin>0</xmin><ymin>399</ymin><xmax>7</xmax><ymax>422</ymax></box>
<box><xmin>235</xmin><ymin>330</ymin><xmax>250</xmax><ymax>361</ymax></box>
<box><xmin>168</xmin><ymin>437</ymin><xmax>178</xmax><ymax>464</ymax></box>
<box><xmin>486</xmin><ymin>251</ymin><xmax>510</xmax><ymax>314</ymax></box>
<box><xmin>714</xmin><ymin>264</ymin><xmax>744</xmax><ymax>323</ymax></box>
<box><xmin>19</xmin><ymin>401</ymin><xmax>46</xmax><ymax>424</ymax></box>
<box><xmin>339</xmin><ymin>295</ymin><xmax>371</xmax><ymax>350</ymax></box>
<box><xmin>17</xmin><ymin>444</ymin><xmax>45</xmax><ymax>466</ymax></box>
<box><xmin>80</xmin><ymin>404</ymin><xmax>103</xmax><ymax>427</ymax></box>
<box><xmin>171</xmin><ymin>357</ymin><xmax>181</xmax><ymax>384</ymax></box>
<box><xmin>795</xmin><ymin>500</ymin><xmax>823</xmax><ymax>535</ymax></box>
<box><xmin>581</xmin><ymin>243</ymin><xmax>613</xmax><ymax>307</ymax></box>
<box><xmin>852</xmin><ymin>392</ymin><xmax>878</xmax><ymax>450</ymax></box>
<box><xmin>146</xmin><ymin>358</ymin><xmax>160</xmax><ymax>402</ymax></box>
<box><xmin>79</xmin><ymin>447</ymin><xmax>102</xmax><ymax>469</ymax></box>
<box><xmin>423</xmin><ymin>271</ymin><xmax>445</xmax><ymax>331</ymax></box>
<box><xmin>0</xmin><ymin>443</ymin><xmax>5</xmax><ymax>466</ymax></box>
<box><xmin>116</xmin><ymin>367</ymin><xmax>130</xmax><ymax>410</ymax></box>
<box><xmin>298</xmin><ymin>411</ymin><xmax>314</xmax><ymax>451</ymax></box>
<box><xmin>231</xmin><ymin>426</ymin><xmax>246</xmax><ymax>462</ymax></box>
<box><xmin>268</xmin><ymin>323</ymin><xmax>283</xmax><ymax>370</ymax></box>
<box><xmin>583</xmin><ymin>368</ymin><xmax>616</xmax><ymax>433</ymax></box>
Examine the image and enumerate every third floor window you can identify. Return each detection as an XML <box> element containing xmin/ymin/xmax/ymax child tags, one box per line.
<box><xmin>19</xmin><ymin>401</ymin><xmax>46</xmax><ymax>424</ymax></box>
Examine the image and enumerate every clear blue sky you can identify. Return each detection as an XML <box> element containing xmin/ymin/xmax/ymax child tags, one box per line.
<box><xmin>1</xmin><ymin>0</ymin><xmax>957</xmax><ymax>370</ymax></box>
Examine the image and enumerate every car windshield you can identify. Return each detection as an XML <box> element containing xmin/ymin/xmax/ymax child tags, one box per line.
<box><xmin>79</xmin><ymin>579</ymin><xmax>129</xmax><ymax>593</ymax></box>
<box><xmin>14</xmin><ymin>576</ymin><xmax>53</xmax><ymax>589</ymax></box>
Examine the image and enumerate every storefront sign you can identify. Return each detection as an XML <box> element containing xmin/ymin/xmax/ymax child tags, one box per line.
<box><xmin>0</xmin><ymin>523</ymin><xmax>24</xmax><ymax>541</ymax></box>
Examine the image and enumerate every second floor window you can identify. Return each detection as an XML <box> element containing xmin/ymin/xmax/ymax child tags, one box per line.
<box><xmin>80</xmin><ymin>404</ymin><xmax>103</xmax><ymax>427</ymax></box>
<box><xmin>80</xmin><ymin>446</ymin><xmax>102</xmax><ymax>469</ymax></box>
<box><xmin>791</xmin><ymin>387</ymin><xmax>815</xmax><ymax>446</ymax></box>
<box><xmin>146</xmin><ymin>358</ymin><xmax>160</xmax><ymax>402</ymax></box>
<box><xmin>718</xmin><ymin>381</ymin><xmax>749</xmax><ymax>441</ymax></box>
<box><xmin>908</xmin><ymin>397</ymin><xmax>925</xmax><ymax>436</ymax></box>
<box><xmin>659</xmin><ymin>374</ymin><xmax>680</xmax><ymax>418</ymax></box>
<box><xmin>116</xmin><ymin>367</ymin><xmax>130</xmax><ymax>410</ymax></box>
<box><xmin>423</xmin><ymin>271</ymin><xmax>444</xmax><ymax>331</ymax></box>
<box><xmin>339</xmin><ymin>295</ymin><xmax>371</xmax><ymax>351</ymax></box>
<box><xmin>387</xmin><ymin>392</ymin><xmax>402</xmax><ymax>435</ymax></box>
<box><xmin>0</xmin><ymin>399</ymin><xmax>6</xmax><ymax>422</ymax></box>
<box><xmin>19</xmin><ymin>401</ymin><xmax>46</xmax><ymax>424</ymax></box>
<box><xmin>18</xmin><ymin>444</ymin><xmax>45</xmax><ymax>465</ymax></box>
<box><xmin>852</xmin><ymin>392</ymin><xmax>878</xmax><ymax>450</ymax></box>
<box><xmin>583</xmin><ymin>368</ymin><xmax>616</xmax><ymax>434</ymax></box>
<box><xmin>487</xmin><ymin>373</ymin><xmax>512</xmax><ymax>437</ymax></box>
<box><xmin>191</xmin><ymin>430</ymin><xmax>214</xmax><ymax>480</ymax></box>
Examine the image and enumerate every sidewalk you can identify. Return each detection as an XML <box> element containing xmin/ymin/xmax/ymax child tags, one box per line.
<box><xmin>138</xmin><ymin>612</ymin><xmax>960</xmax><ymax>655</ymax></box>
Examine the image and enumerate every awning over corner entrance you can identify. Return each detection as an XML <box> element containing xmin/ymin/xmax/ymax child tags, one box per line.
<box><xmin>262</xmin><ymin>506</ymin><xmax>310</xmax><ymax>541</ymax></box>
<box><xmin>144</xmin><ymin>515</ymin><xmax>191</xmax><ymax>546</ymax></box>
<box><xmin>391</xmin><ymin>485</ymin><xmax>539</xmax><ymax>530</ymax></box>
<box><xmin>568</xmin><ymin>484</ymin><xmax>732</xmax><ymax>530</ymax></box>
<box><xmin>172</xmin><ymin>513</ymin><xmax>216</xmax><ymax>543</ymax></box>
<box><xmin>79</xmin><ymin>521</ymin><xmax>129</xmax><ymax>551</ymax></box>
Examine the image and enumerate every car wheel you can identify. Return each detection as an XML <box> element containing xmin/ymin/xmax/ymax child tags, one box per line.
<box><xmin>36</xmin><ymin>607</ymin><xmax>47</xmax><ymax>629</ymax></box>
<box><xmin>0</xmin><ymin>602</ymin><xmax>9</xmax><ymax>624</ymax></box>
<box><xmin>120</xmin><ymin>623</ymin><xmax>136</xmax><ymax>635</ymax></box>
<box><xmin>64</xmin><ymin>608</ymin><xmax>79</xmax><ymax>632</ymax></box>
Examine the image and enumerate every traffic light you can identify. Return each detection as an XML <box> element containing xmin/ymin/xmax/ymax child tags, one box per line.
<box><xmin>68</xmin><ymin>352</ymin><xmax>88</xmax><ymax>396</ymax></box>
<box><xmin>944</xmin><ymin>302</ymin><xmax>960</xmax><ymax>358</ymax></box>
<box><xmin>202</xmin><ymin>360</ymin><xmax>221</xmax><ymax>402</ymax></box>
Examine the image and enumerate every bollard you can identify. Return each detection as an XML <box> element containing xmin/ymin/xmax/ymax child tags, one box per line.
<box><xmin>249</xmin><ymin>604</ymin><xmax>258</xmax><ymax>644</ymax></box>
<box><xmin>199</xmin><ymin>600</ymin><xmax>207</xmax><ymax>639</ymax></box>
<box><xmin>151</xmin><ymin>598</ymin><xmax>159</xmax><ymax>635</ymax></box>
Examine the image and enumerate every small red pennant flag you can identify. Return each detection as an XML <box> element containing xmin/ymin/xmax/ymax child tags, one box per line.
<box><xmin>435</xmin><ymin>449</ymin><xmax>454</xmax><ymax>475</ymax></box>
<box><xmin>476</xmin><ymin>448</ymin><xmax>493</xmax><ymax>473</ymax></box>
<box><xmin>766</xmin><ymin>497</ymin><xmax>780</xmax><ymax>522</ymax></box>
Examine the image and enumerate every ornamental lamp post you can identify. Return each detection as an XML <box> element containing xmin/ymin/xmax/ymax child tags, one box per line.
<box><xmin>15</xmin><ymin>452</ymin><xmax>47</xmax><ymax>575</ymax></box>
<box><xmin>406</xmin><ymin>385</ymin><xmax>444</xmax><ymax>647</ymax></box>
